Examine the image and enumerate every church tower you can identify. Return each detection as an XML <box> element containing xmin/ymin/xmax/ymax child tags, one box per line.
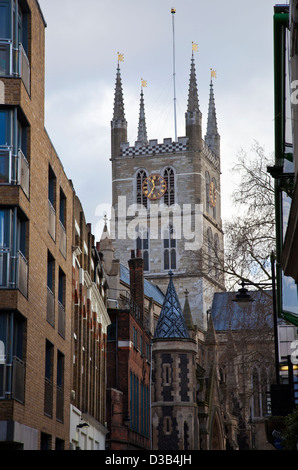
<box><xmin>110</xmin><ymin>53</ymin><xmax>225</xmax><ymax>329</ymax></box>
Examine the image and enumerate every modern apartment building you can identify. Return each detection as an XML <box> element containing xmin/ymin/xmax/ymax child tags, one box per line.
<box><xmin>0</xmin><ymin>0</ymin><xmax>110</xmax><ymax>449</ymax></box>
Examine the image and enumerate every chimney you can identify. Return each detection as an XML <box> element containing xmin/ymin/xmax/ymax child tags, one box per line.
<box><xmin>128</xmin><ymin>249</ymin><xmax>144</xmax><ymax>324</ymax></box>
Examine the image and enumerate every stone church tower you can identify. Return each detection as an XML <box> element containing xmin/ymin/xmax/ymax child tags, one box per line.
<box><xmin>110</xmin><ymin>53</ymin><xmax>224</xmax><ymax>329</ymax></box>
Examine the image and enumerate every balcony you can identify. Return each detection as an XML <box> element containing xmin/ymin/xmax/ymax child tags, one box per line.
<box><xmin>0</xmin><ymin>356</ymin><xmax>25</xmax><ymax>403</ymax></box>
<box><xmin>0</xmin><ymin>248</ymin><xmax>28</xmax><ymax>297</ymax></box>
<box><xmin>0</xmin><ymin>40</ymin><xmax>30</xmax><ymax>93</ymax></box>
<box><xmin>0</xmin><ymin>147</ymin><xmax>30</xmax><ymax>197</ymax></box>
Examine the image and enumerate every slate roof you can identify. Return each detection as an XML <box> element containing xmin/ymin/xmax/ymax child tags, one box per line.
<box><xmin>120</xmin><ymin>264</ymin><xmax>165</xmax><ymax>306</ymax></box>
<box><xmin>154</xmin><ymin>272</ymin><xmax>190</xmax><ymax>339</ymax></box>
<box><xmin>211</xmin><ymin>291</ymin><xmax>274</xmax><ymax>331</ymax></box>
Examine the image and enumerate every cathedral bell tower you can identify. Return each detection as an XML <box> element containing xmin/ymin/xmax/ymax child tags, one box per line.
<box><xmin>110</xmin><ymin>52</ymin><xmax>225</xmax><ymax>329</ymax></box>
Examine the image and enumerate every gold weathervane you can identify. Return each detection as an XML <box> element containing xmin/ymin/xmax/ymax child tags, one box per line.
<box><xmin>210</xmin><ymin>68</ymin><xmax>217</xmax><ymax>79</ymax></box>
<box><xmin>117</xmin><ymin>52</ymin><xmax>124</xmax><ymax>63</ymax></box>
<box><xmin>192</xmin><ymin>42</ymin><xmax>198</xmax><ymax>52</ymax></box>
<box><xmin>141</xmin><ymin>78</ymin><xmax>147</xmax><ymax>88</ymax></box>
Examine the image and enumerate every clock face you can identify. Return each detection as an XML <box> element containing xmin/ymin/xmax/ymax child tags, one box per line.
<box><xmin>209</xmin><ymin>181</ymin><xmax>216</xmax><ymax>207</ymax></box>
<box><xmin>142</xmin><ymin>174</ymin><xmax>167</xmax><ymax>200</ymax></box>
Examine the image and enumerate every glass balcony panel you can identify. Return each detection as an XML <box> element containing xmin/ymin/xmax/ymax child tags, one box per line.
<box><xmin>0</xmin><ymin>150</ymin><xmax>11</xmax><ymax>183</ymax></box>
<box><xmin>0</xmin><ymin>249</ymin><xmax>9</xmax><ymax>287</ymax></box>
<box><xmin>18</xmin><ymin>44</ymin><xmax>30</xmax><ymax>92</ymax></box>
<box><xmin>17</xmin><ymin>251</ymin><xmax>28</xmax><ymax>297</ymax></box>
<box><xmin>58</xmin><ymin>301</ymin><xmax>65</xmax><ymax>338</ymax></box>
<box><xmin>59</xmin><ymin>222</ymin><xmax>66</xmax><ymax>258</ymax></box>
<box><xmin>47</xmin><ymin>287</ymin><xmax>55</xmax><ymax>326</ymax></box>
<box><xmin>48</xmin><ymin>201</ymin><xmax>56</xmax><ymax>241</ymax></box>
<box><xmin>12</xmin><ymin>356</ymin><xmax>25</xmax><ymax>403</ymax></box>
<box><xmin>0</xmin><ymin>40</ymin><xmax>11</xmax><ymax>76</ymax></box>
<box><xmin>18</xmin><ymin>149</ymin><xmax>29</xmax><ymax>197</ymax></box>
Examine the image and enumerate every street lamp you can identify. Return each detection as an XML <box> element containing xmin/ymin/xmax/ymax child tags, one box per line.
<box><xmin>232</xmin><ymin>253</ymin><xmax>280</xmax><ymax>385</ymax></box>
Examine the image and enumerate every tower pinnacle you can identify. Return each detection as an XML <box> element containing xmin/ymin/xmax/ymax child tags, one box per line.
<box><xmin>111</xmin><ymin>62</ymin><xmax>127</xmax><ymax>158</ymax></box>
<box><xmin>136</xmin><ymin>87</ymin><xmax>148</xmax><ymax>145</ymax></box>
<box><xmin>205</xmin><ymin>76</ymin><xmax>220</xmax><ymax>157</ymax></box>
<box><xmin>185</xmin><ymin>53</ymin><xmax>202</xmax><ymax>148</ymax></box>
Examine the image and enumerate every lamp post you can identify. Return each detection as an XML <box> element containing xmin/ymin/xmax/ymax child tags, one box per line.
<box><xmin>233</xmin><ymin>253</ymin><xmax>280</xmax><ymax>385</ymax></box>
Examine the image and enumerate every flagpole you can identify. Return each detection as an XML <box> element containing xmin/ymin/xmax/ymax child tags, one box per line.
<box><xmin>171</xmin><ymin>8</ymin><xmax>177</xmax><ymax>142</ymax></box>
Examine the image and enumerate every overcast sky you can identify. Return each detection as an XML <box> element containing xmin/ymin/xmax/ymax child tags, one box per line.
<box><xmin>37</xmin><ymin>0</ymin><xmax>283</xmax><ymax>241</ymax></box>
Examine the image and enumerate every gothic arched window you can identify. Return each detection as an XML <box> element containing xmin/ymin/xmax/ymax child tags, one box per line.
<box><xmin>163</xmin><ymin>225</ymin><xmax>176</xmax><ymax>270</ymax></box>
<box><xmin>207</xmin><ymin>227</ymin><xmax>213</xmax><ymax>275</ymax></box>
<box><xmin>211</xmin><ymin>177</ymin><xmax>217</xmax><ymax>219</ymax></box>
<box><xmin>136</xmin><ymin>170</ymin><xmax>148</xmax><ymax>209</ymax></box>
<box><xmin>163</xmin><ymin>167</ymin><xmax>175</xmax><ymax>206</ymax></box>
<box><xmin>205</xmin><ymin>171</ymin><xmax>210</xmax><ymax>214</ymax></box>
<box><xmin>136</xmin><ymin>225</ymin><xmax>149</xmax><ymax>271</ymax></box>
<box><xmin>214</xmin><ymin>233</ymin><xmax>220</xmax><ymax>280</ymax></box>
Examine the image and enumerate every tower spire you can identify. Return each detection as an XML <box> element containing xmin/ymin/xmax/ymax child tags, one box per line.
<box><xmin>205</xmin><ymin>71</ymin><xmax>220</xmax><ymax>157</ymax></box>
<box><xmin>111</xmin><ymin>57</ymin><xmax>127</xmax><ymax>158</ymax></box>
<box><xmin>185</xmin><ymin>52</ymin><xmax>202</xmax><ymax>148</ymax></box>
<box><xmin>154</xmin><ymin>272</ymin><xmax>190</xmax><ymax>339</ymax></box>
<box><xmin>136</xmin><ymin>84</ymin><xmax>148</xmax><ymax>145</ymax></box>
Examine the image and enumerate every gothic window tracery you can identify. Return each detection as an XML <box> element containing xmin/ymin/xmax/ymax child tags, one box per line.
<box><xmin>136</xmin><ymin>224</ymin><xmax>149</xmax><ymax>271</ymax></box>
<box><xmin>163</xmin><ymin>225</ymin><xmax>177</xmax><ymax>270</ymax></box>
<box><xmin>163</xmin><ymin>167</ymin><xmax>175</xmax><ymax>206</ymax></box>
<box><xmin>136</xmin><ymin>169</ymin><xmax>148</xmax><ymax>209</ymax></box>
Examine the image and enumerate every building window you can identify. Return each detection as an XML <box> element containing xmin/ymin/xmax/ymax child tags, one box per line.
<box><xmin>205</xmin><ymin>171</ymin><xmax>210</xmax><ymax>214</ymax></box>
<box><xmin>163</xmin><ymin>225</ymin><xmax>176</xmax><ymax>270</ymax></box>
<box><xmin>214</xmin><ymin>233</ymin><xmax>220</xmax><ymax>280</ymax></box>
<box><xmin>130</xmin><ymin>371</ymin><xmax>139</xmax><ymax>432</ymax></box>
<box><xmin>56</xmin><ymin>351</ymin><xmax>64</xmax><ymax>423</ymax></box>
<box><xmin>207</xmin><ymin>227</ymin><xmax>213</xmax><ymax>276</ymax></box>
<box><xmin>163</xmin><ymin>167</ymin><xmax>175</xmax><ymax>206</ymax></box>
<box><xmin>59</xmin><ymin>188</ymin><xmax>66</xmax><ymax>229</ymax></box>
<box><xmin>136</xmin><ymin>225</ymin><xmax>149</xmax><ymax>271</ymax></box>
<box><xmin>44</xmin><ymin>340</ymin><xmax>54</xmax><ymax>417</ymax></box>
<box><xmin>136</xmin><ymin>170</ymin><xmax>148</xmax><ymax>209</ymax></box>
<box><xmin>58</xmin><ymin>268</ymin><xmax>66</xmax><ymax>338</ymax></box>
<box><xmin>211</xmin><ymin>177</ymin><xmax>217</xmax><ymax>219</ymax></box>
<box><xmin>163</xmin><ymin>363</ymin><xmax>172</xmax><ymax>386</ymax></box>
<box><xmin>0</xmin><ymin>311</ymin><xmax>25</xmax><ymax>402</ymax></box>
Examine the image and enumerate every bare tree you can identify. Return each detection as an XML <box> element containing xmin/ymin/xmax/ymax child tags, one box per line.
<box><xmin>207</xmin><ymin>141</ymin><xmax>276</xmax><ymax>291</ymax></box>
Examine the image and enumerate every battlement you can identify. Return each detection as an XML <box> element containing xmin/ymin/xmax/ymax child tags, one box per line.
<box><xmin>120</xmin><ymin>136</ymin><xmax>189</xmax><ymax>157</ymax></box>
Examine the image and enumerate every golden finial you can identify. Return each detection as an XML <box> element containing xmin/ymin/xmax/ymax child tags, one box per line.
<box><xmin>192</xmin><ymin>42</ymin><xmax>198</xmax><ymax>52</ymax></box>
<box><xmin>141</xmin><ymin>78</ymin><xmax>147</xmax><ymax>88</ymax></box>
<box><xmin>210</xmin><ymin>68</ymin><xmax>217</xmax><ymax>79</ymax></box>
<box><xmin>117</xmin><ymin>52</ymin><xmax>124</xmax><ymax>63</ymax></box>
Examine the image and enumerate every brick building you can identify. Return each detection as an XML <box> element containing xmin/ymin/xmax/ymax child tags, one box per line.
<box><xmin>69</xmin><ymin>194</ymin><xmax>110</xmax><ymax>450</ymax></box>
<box><xmin>99</xmin><ymin>224</ymin><xmax>163</xmax><ymax>449</ymax></box>
<box><xmin>0</xmin><ymin>0</ymin><xmax>110</xmax><ymax>449</ymax></box>
<box><xmin>0</xmin><ymin>0</ymin><xmax>73</xmax><ymax>449</ymax></box>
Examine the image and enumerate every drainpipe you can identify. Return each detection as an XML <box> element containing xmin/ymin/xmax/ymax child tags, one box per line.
<box><xmin>273</xmin><ymin>6</ymin><xmax>289</xmax><ymax>317</ymax></box>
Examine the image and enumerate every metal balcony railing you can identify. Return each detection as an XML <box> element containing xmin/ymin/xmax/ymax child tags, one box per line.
<box><xmin>0</xmin><ymin>248</ymin><xmax>28</xmax><ymax>297</ymax></box>
<box><xmin>0</xmin><ymin>356</ymin><xmax>25</xmax><ymax>403</ymax></box>
<box><xmin>0</xmin><ymin>147</ymin><xmax>30</xmax><ymax>197</ymax></box>
<box><xmin>0</xmin><ymin>40</ymin><xmax>30</xmax><ymax>92</ymax></box>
